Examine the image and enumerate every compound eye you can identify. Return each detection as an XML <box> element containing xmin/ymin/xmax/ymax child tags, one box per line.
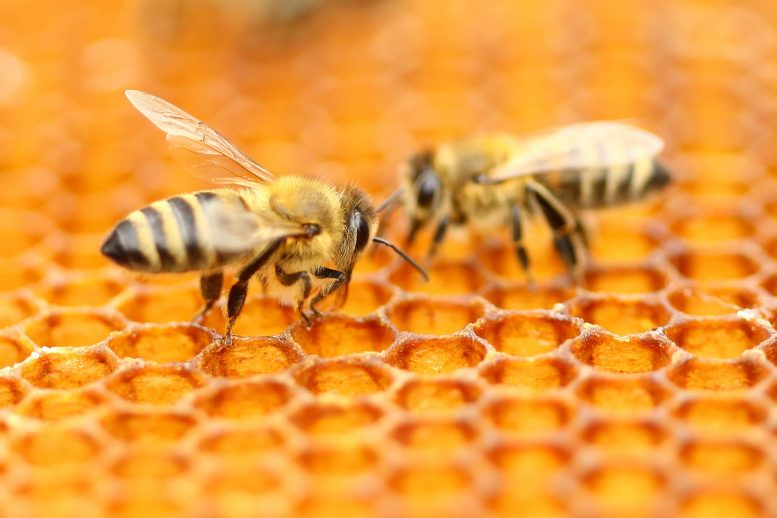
<box><xmin>352</xmin><ymin>211</ymin><xmax>371</xmax><ymax>253</ymax></box>
<box><xmin>416</xmin><ymin>172</ymin><xmax>439</xmax><ymax>209</ymax></box>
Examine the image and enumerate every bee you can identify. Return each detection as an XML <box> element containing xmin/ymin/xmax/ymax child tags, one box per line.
<box><xmin>389</xmin><ymin>123</ymin><xmax>672</xmax><ymax>284</ymax></box>
<box><xmin>101</xmin><ymin>90</ymin><xmax>427</xmax><ymax>342</ymax></box>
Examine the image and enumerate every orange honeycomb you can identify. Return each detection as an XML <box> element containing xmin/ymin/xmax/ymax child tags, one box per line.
<box><xmin>1</xmin><ymin>0</ymin><xmax>777</xmax><ymax>516</ymax></box>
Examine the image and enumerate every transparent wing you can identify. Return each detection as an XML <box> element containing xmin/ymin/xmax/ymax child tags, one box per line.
<box><xmin>126</xmin><ymin>90</ymin><xmax>275</xmax><ymax>185</ymax></box>
<box><xmin>201</xmin><ymin>200</ymin><xmax>307</xmax><ymax>255</ymax></box>
<box><xmin>486</xmin><ymin>122</ymin><xmax>664</xmax><ymax>183</ymax></box>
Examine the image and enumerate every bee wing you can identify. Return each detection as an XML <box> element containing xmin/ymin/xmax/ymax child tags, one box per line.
<box><xmin>201</xmin><ymin>200</ymin><xmax>307</xmax><ymax>255</ymax></box>
<box><xmin>486</xmin><ymin>122</ymin><xmax>664</xmax><ymax>182</ymax></box>
<box><xmin>126</xmin><ymin>90</ymin><xmax>275</xmax><ymax>185</ymax></box>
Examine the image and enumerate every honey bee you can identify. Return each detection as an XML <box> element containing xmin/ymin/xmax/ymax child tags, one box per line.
<box><xmin>101</xmin><ymin>90</ymin><xmax>427</xmax><ymax>342</ymax></box>
<box><xmin>390</xmin><ymin>123</ymin><xmax>672</xmax><ymax>284</ymax></box>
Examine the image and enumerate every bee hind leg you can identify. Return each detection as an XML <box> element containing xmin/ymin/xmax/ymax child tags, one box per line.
<box><xmin>309</xmin><ymin>267</ymin><xmax>347</xmax><ymax>317</ymax></box>
<box><xmin>425</xmin><ymin>215</ymin><xmax>450</xmax><ymax>266</ymax></box>
<box><xmin>275</xmin><ymin>265</ymin><xmax>313</xmax><ymax>327</ymax></box>
<box><xmin>510</xmin><ymin>204</ymin><xmax>536</xmax><ymax>290</ymax></box>
<box><xmin>193</xmin><ymin>271</ymin><xmax>223</xmax><ymax>325</ymax></box>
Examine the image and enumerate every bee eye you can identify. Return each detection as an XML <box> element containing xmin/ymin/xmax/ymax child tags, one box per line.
<box><xmin>352</xmin><ymin>211</ymin><xmax>371</xmax><ymax>253</ymax></box>
<box><xmin>416</xmin><ymin>172</ymin><xmax>439</xmax><ymax>209</ymax></box>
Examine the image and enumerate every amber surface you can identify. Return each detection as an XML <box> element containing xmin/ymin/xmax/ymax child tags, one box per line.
<box><xmin>1</xmin><ymin>0</ymin><xmax>777</xmax><ymax>516</ymax></box>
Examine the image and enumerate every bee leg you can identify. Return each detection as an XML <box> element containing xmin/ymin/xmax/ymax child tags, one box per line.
<box><xmin>425</xmin><ymin>215</ymin><xmax>450</xmax><ymax>265</ymax></box>
<box><xmin>309</xmin><ymin>267</ymin><xmax>347</xmax><ymax>317</ymax></box>
<box><xmin>526</xmin><ymin>181</ymin><xmax>587</xmax><ymax>284</ymax></box>
<box><xmin>225</xmin><ymin>240</ymin><xmax>284</xmax><ymax>345</ymax></box>
<box><xmin>193</xmin><ymin>271</ymin><xmax>223</xmax><ymax>324</ymax></box>
<box><xmin>509</xmin><ymin>204</ymin><xmax>535</xmax><ymax>289</ymax></box>
<box><xmin>275</xmin><ymin>265</ymin><xmax>313</xmax><ymax>326</ymax></box>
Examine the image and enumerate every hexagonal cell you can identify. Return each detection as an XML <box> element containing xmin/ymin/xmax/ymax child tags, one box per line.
<box><xmin>107</xmin><ymin>323</ymin><xmax>214</xmax><ymax>362</ymax></box>
<box><xmin>100</xmin><ymin>409</ymin><xmax>198</xmax><ymax>443</ymax></box>
<box><xmin>22</xmin><ymin>308</ymin><xmax>127</xmax><ymax>348</ymax></box>
<box><xmin>0</xmin><ymin>375</ymin><xmax>28</xmax><ymax>407</ymax></box>
<box><xmin>390</xmin><ymin>260</ymin><xmax>486</xmax><ymax>296</ymax></box>
<box><xmin>200</xmin><ymin>335</ymin><xmax>301</xmax><ymax>378</ymax></box>
<box><xmin>391</xmin><ymin>418</ymin><xmax>478</xmax><ymax>453</ymax></box>
<box><xmin>665</xmin><ymin>318</ymin><xmax>770</xmax><ymax>359</ymax></box>
<box><xmin>568</xmin><ymin>296</ymin><xmax>671</xmax><ymax>336</ymax></box>
<box><xmin>679</xmin><ymin>489</ymin><xmax>764</xmax><ymax>518</ymax></box>
<box><xmin>296</xmin><ymin>490</ymin><xmax>376</xmax><ymax>518</ymax></box>
<box><xmin>386</xmin><ymin>298</ymin><xmax>485</xmax><ymax>335</ymax></box>
<box><xmin>571</xmin><ymin>332</ymin><xmax>673</xmax><ymax>373</ymax></box>
<box><xmin>576</xmin><ymin>376</ymin><xmax>670</xmax><ymax>414</ymax></box>
<box><xmin>581</xmin><ymin>418</ymin><xmax>667</xmax><ymax>454</ymax></box>
<box><xmin>297</xmin><ymin>442</ymin><xmax>379</xmax><ymax>477</ymax></box>
<box><xmin>228</xmin><ymin>295</ymin><xmax>297</xmax><ymax>337</ymax></box>
<box><xmin>482</xmin><ymin>395</ymin><xmax>572</xmax><ymax>437</ymax></box>
<box><xmin>49</xmin><ymin>232</ymin><xmax>110</xmax><ymax>270</ymax></box>
<box><xmin>20</xmin><ymin>347</ymin><xmax>119</xmax><ymax>389</ymax></box>
<box><xmin>481</xmin><ymin>283</ymin><xmax>573</xmax><ymax>311</ymax></box>
<box><xmin>394</xmin><ymin>378</ymin><xmax>481</xmax><ymax>413</ymax></box>
<box><xmin>487</xmin><ymin>441</ymin><xmax>570</xmax><ymax>489</ymax></box>
<box><xmin>0</xmin><ymin>208</ymin><xmax>52</xmax><ymax>257</ymax></box>
<box><xmin>14</xmin><ymin>388</ymin><xmax>107</xmax><ymax>421</ymax></box>
<box><xmin>338</xmin><ymin>278</ymin><xmax>394</xmax><ymax>317</ymax></box>
<box><xmin>386</xmin><ymin>336</ymin><xmax>486</xmax><ymax>375</ymax></box>
<box><xmin>0</xmin><ymin>256</ymin><xmax>44</xmax><ymax>292</ymax></box>
<box><xmin>671</xmin><ymin>249</ymin><xmax>759</xmax><ymax>282</ymax></box>
<box><xmin>672</xmin><ymin>396</ymin><xmax>766</xmax><ymax>432</ymax></box>
<box><xmin>38</xmin><ymin>272</ymin><xmax>126</xmax><ymax>307</ymax></box>
<box><xmin>193</xmin><ymin>379</ymin><xmax>292</xmax><ymax>420</ymax></box>
<box><xmin>294</xmin><ymin>358</ymin><xmax>394</xmax><ymax>396</ymax></box>
<box><xmin>115</xmin><ymin>284</ymin><xmax>215</xmax><ymax>325</ymax></box>
<box><xmin>671</xmin><ymin>212</ymin><xmax>754</xmax><ymax>244</ymax></box>
<box><xmin>487</xmin><ymin>489</ymin><xmax>568</xmax><ymax>518</ymax></box>
<box><xmin>474</xmin><ymin>313</ymin><xmax>580</xmax><ymax>356</ymax></box>
<box><xmin>667</xmin><ymin>358</ymin><xmax>769</xmax><ymax>391</ymax></box>
<box><xmin>584</xmin><ymin>266</ymin><xmax>667</xmax><ymax>294</ymax></box>
<box><xmin>105</xmin><ymin>364</ymin><xmax>205</xmax><ymax>405</ymax></box>
<box><xmin>11</xmin><ymin>426</ymin><xmax>101</xmax><ymax>466</ymax></box>
<box><xmin>351</xmin><ymin>244</ymin><xmax>394</xmax><ymax>276</ymax></box>
<box><xmin>679</xmin><ymin>439</ymin><xmax>763</xmax><ymax>474</ymax></box>
<box><xmin>0</xmin><ymin>291</ymin><xmax>43</xmax><ymax>329</ymax></box>
<box><xmin>290</xmin><ymin>401</ymin><xmax>383</xmax><ymax>438</ymax></box>
<box><xmin>111</xmin><ymin>447</ymin><xmax>189</xmax><ymax>479</ymax></box>
<box><xmin>590</xmin><ymin>223</ymin><xmax>660</xmax><ymax>262</ymax></box>
<box><xmin>198</xmin><ymin>424</ymin><xmax>286</xmax><ymax>459</ymax></box>
<box><xmin>388</xmin><ymin>461</ymin><xmax>473</xmax><ymax>499</ymax></box>
<box><xmin>291</xmin><ymin>315</ymin><xmax>395</xmax><ymax>356</ymax></box>
<box><xmin>478</xmin><ymin>242</ymin><xmax>566</xmax><ymax>283</ymax></box>
<box><xmin>579</xmin><ymin>463</ymin><xmax>666</xmax><ymax>514</ymax></box>
<box><xmin>479</xmin><ymin>356</ymin><xmax>577</xmax><ymax>392</ymax></box>
<box><xmin>0</xmin><ymin>332</ymin><xmax>35</xmax><ymax>368</ymax></box>
<box><xmin>668</xmin><ymin>286</ymin><xmax>759</xmax><ymax>316</ymax></box>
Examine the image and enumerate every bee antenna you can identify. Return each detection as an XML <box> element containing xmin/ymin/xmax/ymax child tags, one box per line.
<box><xmin>372</xmin><ymin>237</ymin><xmax>429</xmax><ymax>281</ymax></box>
<box><xmin>376</xmin><ymin>188</ymin><xmax>405</xmax><ymax>213</ymax></box>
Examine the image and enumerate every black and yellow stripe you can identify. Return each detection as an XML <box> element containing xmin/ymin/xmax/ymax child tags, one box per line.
<box><xmin>101</xmin><ymin>190</ymin><xmax>246</xmax><ymax>273</ymax></box>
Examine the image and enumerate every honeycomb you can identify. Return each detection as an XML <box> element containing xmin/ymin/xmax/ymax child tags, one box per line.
<box><xmin>2</xmin><ymin>0</ymin><xmax>777</xmax><ymax>516</ymax></box>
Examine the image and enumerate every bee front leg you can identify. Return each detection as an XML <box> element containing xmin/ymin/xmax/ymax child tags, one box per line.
<box><xmin>275</xmin><ymin>265</ymin><xmax>313</xmax><ymax>327</ymax></box>
<box><xmin>309</xmin><ymin>267</ymin><xmax>346</xmax><ymax>317</ymax></box>
<box><xmin>425</xmin><ymin>215</ymin><xmax>450</xmax><ymax>265</ymax></box>
<box><xmin>193</xmin><ymin>271</ymin><xmax>223</xmax><ymax>324</ymax></box>
<box><xmin>509</xmin><ymin>204</ymin><xmax>535</xmax><ymax>289</ymax></box>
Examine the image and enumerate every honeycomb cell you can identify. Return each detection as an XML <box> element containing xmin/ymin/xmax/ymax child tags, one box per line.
<box><xmin>394</xmin><ymin>378</ymin><xmax>481</xmax><ymax>413</ymax></box>
<box><xmin>294</xmin><ymin>357</ymin><xmax>394</xmax><ymax>396</ymax></box>
<box><xmin>0</xmin><ymin>375</ymin><xmax>27</xmax><ymax>407</ymax></box>
<box><xmin>15</xmin><ymin>388</ymin><xmax>107</xmax><ymax>421</ymax></box>
<box><xmin>49</xmin><ymin>232</ymin><xmax>110</xmax><ymax>271</ymax></box>
<box><xmin>579</xmin><ymin>463</ymin><xmax>666</xmax><ymax>514</ymax></box>
<box><xmin>487</xmin><ymin>441</ymin><xmax>570</xmax><ymax>488</ymax></box>
<box><xmin>481</xmin><ymin>283</ymin><xmax>573</xmax><ymax>311</ymax></box>
<box><xmin>390</xmin><ymin>260</ymin><xmax>485</xmax><ymax>296</ymax></box>
<box><xmin>672</xmin><ymin>396</ymin><xmax>767</xmax><ymax>432</ymax></box>
<box><xmin>483</xmin><ymin>395</ymin><xmax>572</xmax><ymax>437</ymax></box>
<box><xmin>671</xmin><ymin>249</ymin><xmax>760</xmax><ymax>282</ymax></box>
<box><xmin>200</xmin><ymin>335</ymin><xmax>302</xmax><ymax>378</ymax></box>
<box><xmin>107</xmin><ymin>323</ymin><xmax>215</xmax><ymax>362</ymax></box>
<box><xmin>571</xmin><ymin>332</ymin><xmax>673</xmax><ymax>373</ymax></box>
<box><xmin>291</xmin><ymin>315</ymin><xmax>395</xmax><ymax>356</ymax></box>
<box><xmin>193</xmin><ymin>379</ymin><xmax>293</xmax><ymax>420</ymax></box>
<box><xmin>290</xmin><ymin>401</ymin><xmax>383</xmax><ymax>438</ymax></box>
<box><xmin>38</xmin><ymin>272</ymin><xmax>127</xmax><ymax>307</ymax></box>
<box><xmin>584</xmin><ymin>266</ymin><xmax>668</xmax><ymax>294</ymax></box>
<box><xmin>568</xmin><ymin>296</ymin><xmax>671</xmax><ymax>336</ymax></box>
<box><xmin>671</xmin><ymin>211</ymin><xmax>754</xmax><ymax>243</ymax></box>
<box><xmin>22</xmin><ymin>308</ymin><xmax>127</xmax><ymax>348</ymax></box>
<box><xmin>392</xmin><ymin>417</ymin><xmax>478</xmax><ymax>453</ymax></box>
<box><xmin>590</xmin><ymin>222</ymin><xmax>661</xmax><ymax>262</ymax></box>
<box><xmin>473</xmin><ymin>313</ymin><xmax>580</xmax><ymax>356</ymax></box>
<box><xmin>386</xmin><ymin>298</ymin><xmax>485</xmax><ymax>335</ymax></box>
<box><xmin>679</xmin><ymin>439</ymin><xmax>763</xmax><ymax>474</ymax></box>
<box><xmin>576</xmin><ymin>376</ymin><xmax>671</xmax><ymax>414</ymax></box>
<box><xmin>679</xmin><ymin>489</ymin><xmax>764</xmax><ymax>518</ymax></box>
<box><xmin>111</xmin><ymin>447</ymin><xmax>189</xmax><ymax>479</ymax></box>
<box><xmin>667</xmin><ymin>286</ymin><xmax>759</xmax><ymax>316</ymax></box>
<box><xmin>338</xmin><ymin>278</ymin><xmax>394</xmax><ymax>316</ymax></box>
<box><xmin>100</xmin><ymin>409</ymin><xmax>198</xmax><ymax>443</ymax></box>
<box><xmin>386</xmin><ymin>336</ymin><xmax>487</xmax><ymax>375</ymax></box>
<box><xmin>297</xmin><ymin>442</ymin><xmax>379</xmax><ymax>477</ymax></box>
<box><xmin>0</xmin><ymin>256</ymin><xmax>45</xmax><ymax>292</ymax></box>
<box><xmin>228</xmin><ymin>295</ymin><xmax>297</xmax><ymax>337</ymax></box>
<box><xmin>198</xmin><ymin>424</ymin><xmax>286</xmax><ymax>459</ymax></box>
<box><xmin>667</xmin><ymin>358</ymin><xmax>770</xmax><ymax>391</ymax></box>
<box><xmin>105</xmin><ymin>364</ymin><xmax>205</xmax><ymax>405</ymax></box>
<box><xmin>20</xmin><ymin>347</ymin><xmax>119</xmax><ymax>389</ymax></box>
<box><xmin>0</xmin><ymin>291</ymin><xmax>43</xmax><ymax>329</ymax></box>
<box><xmin>11</xmin><ymin>426</ymin><xmax>101</xmax><ymax>466</ymax></box>
<box><xmin>581</xmin><ymin>419</ymin><xmax>667</xmax><ymax>454</ymax></box>
<box><xmin>114</xmin><ymin>284</ymin><xmax>212</xmax><ymax>325</ymax></box>
<box><xmin>665</xmin><ymin>318</ymin><xmax>770</xmax><ymax>359</ymax></box>
<box><xmin>479</xmin><ymin>356</ymin><xmax>577</xmax><ymax>392</ymax></box>
<box><xmin>0</xmin><ymin>209</ymin><xmax>52</xmax><ymax>257</ymax></box>
<box><xmin>0</xmin><ymin>332</ymin><xmax>35</xmax><ymax>368</ymax></box>
<box><xmin>388</xmin><ymin>461</ymin><xmax>473</xmax><ymax>501</ymax></box>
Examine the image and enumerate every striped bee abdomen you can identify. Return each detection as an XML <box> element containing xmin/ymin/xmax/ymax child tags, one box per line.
<box><xmin>101</xmin><ymin>190</ymin><xmax>248</xmax><ymax>273</ymax></box>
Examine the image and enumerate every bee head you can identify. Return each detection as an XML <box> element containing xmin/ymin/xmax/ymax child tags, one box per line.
<box><xmin>405</xmin><ymin>150</ymin><xmax>442</xmax><ymax>243</ymax></box>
